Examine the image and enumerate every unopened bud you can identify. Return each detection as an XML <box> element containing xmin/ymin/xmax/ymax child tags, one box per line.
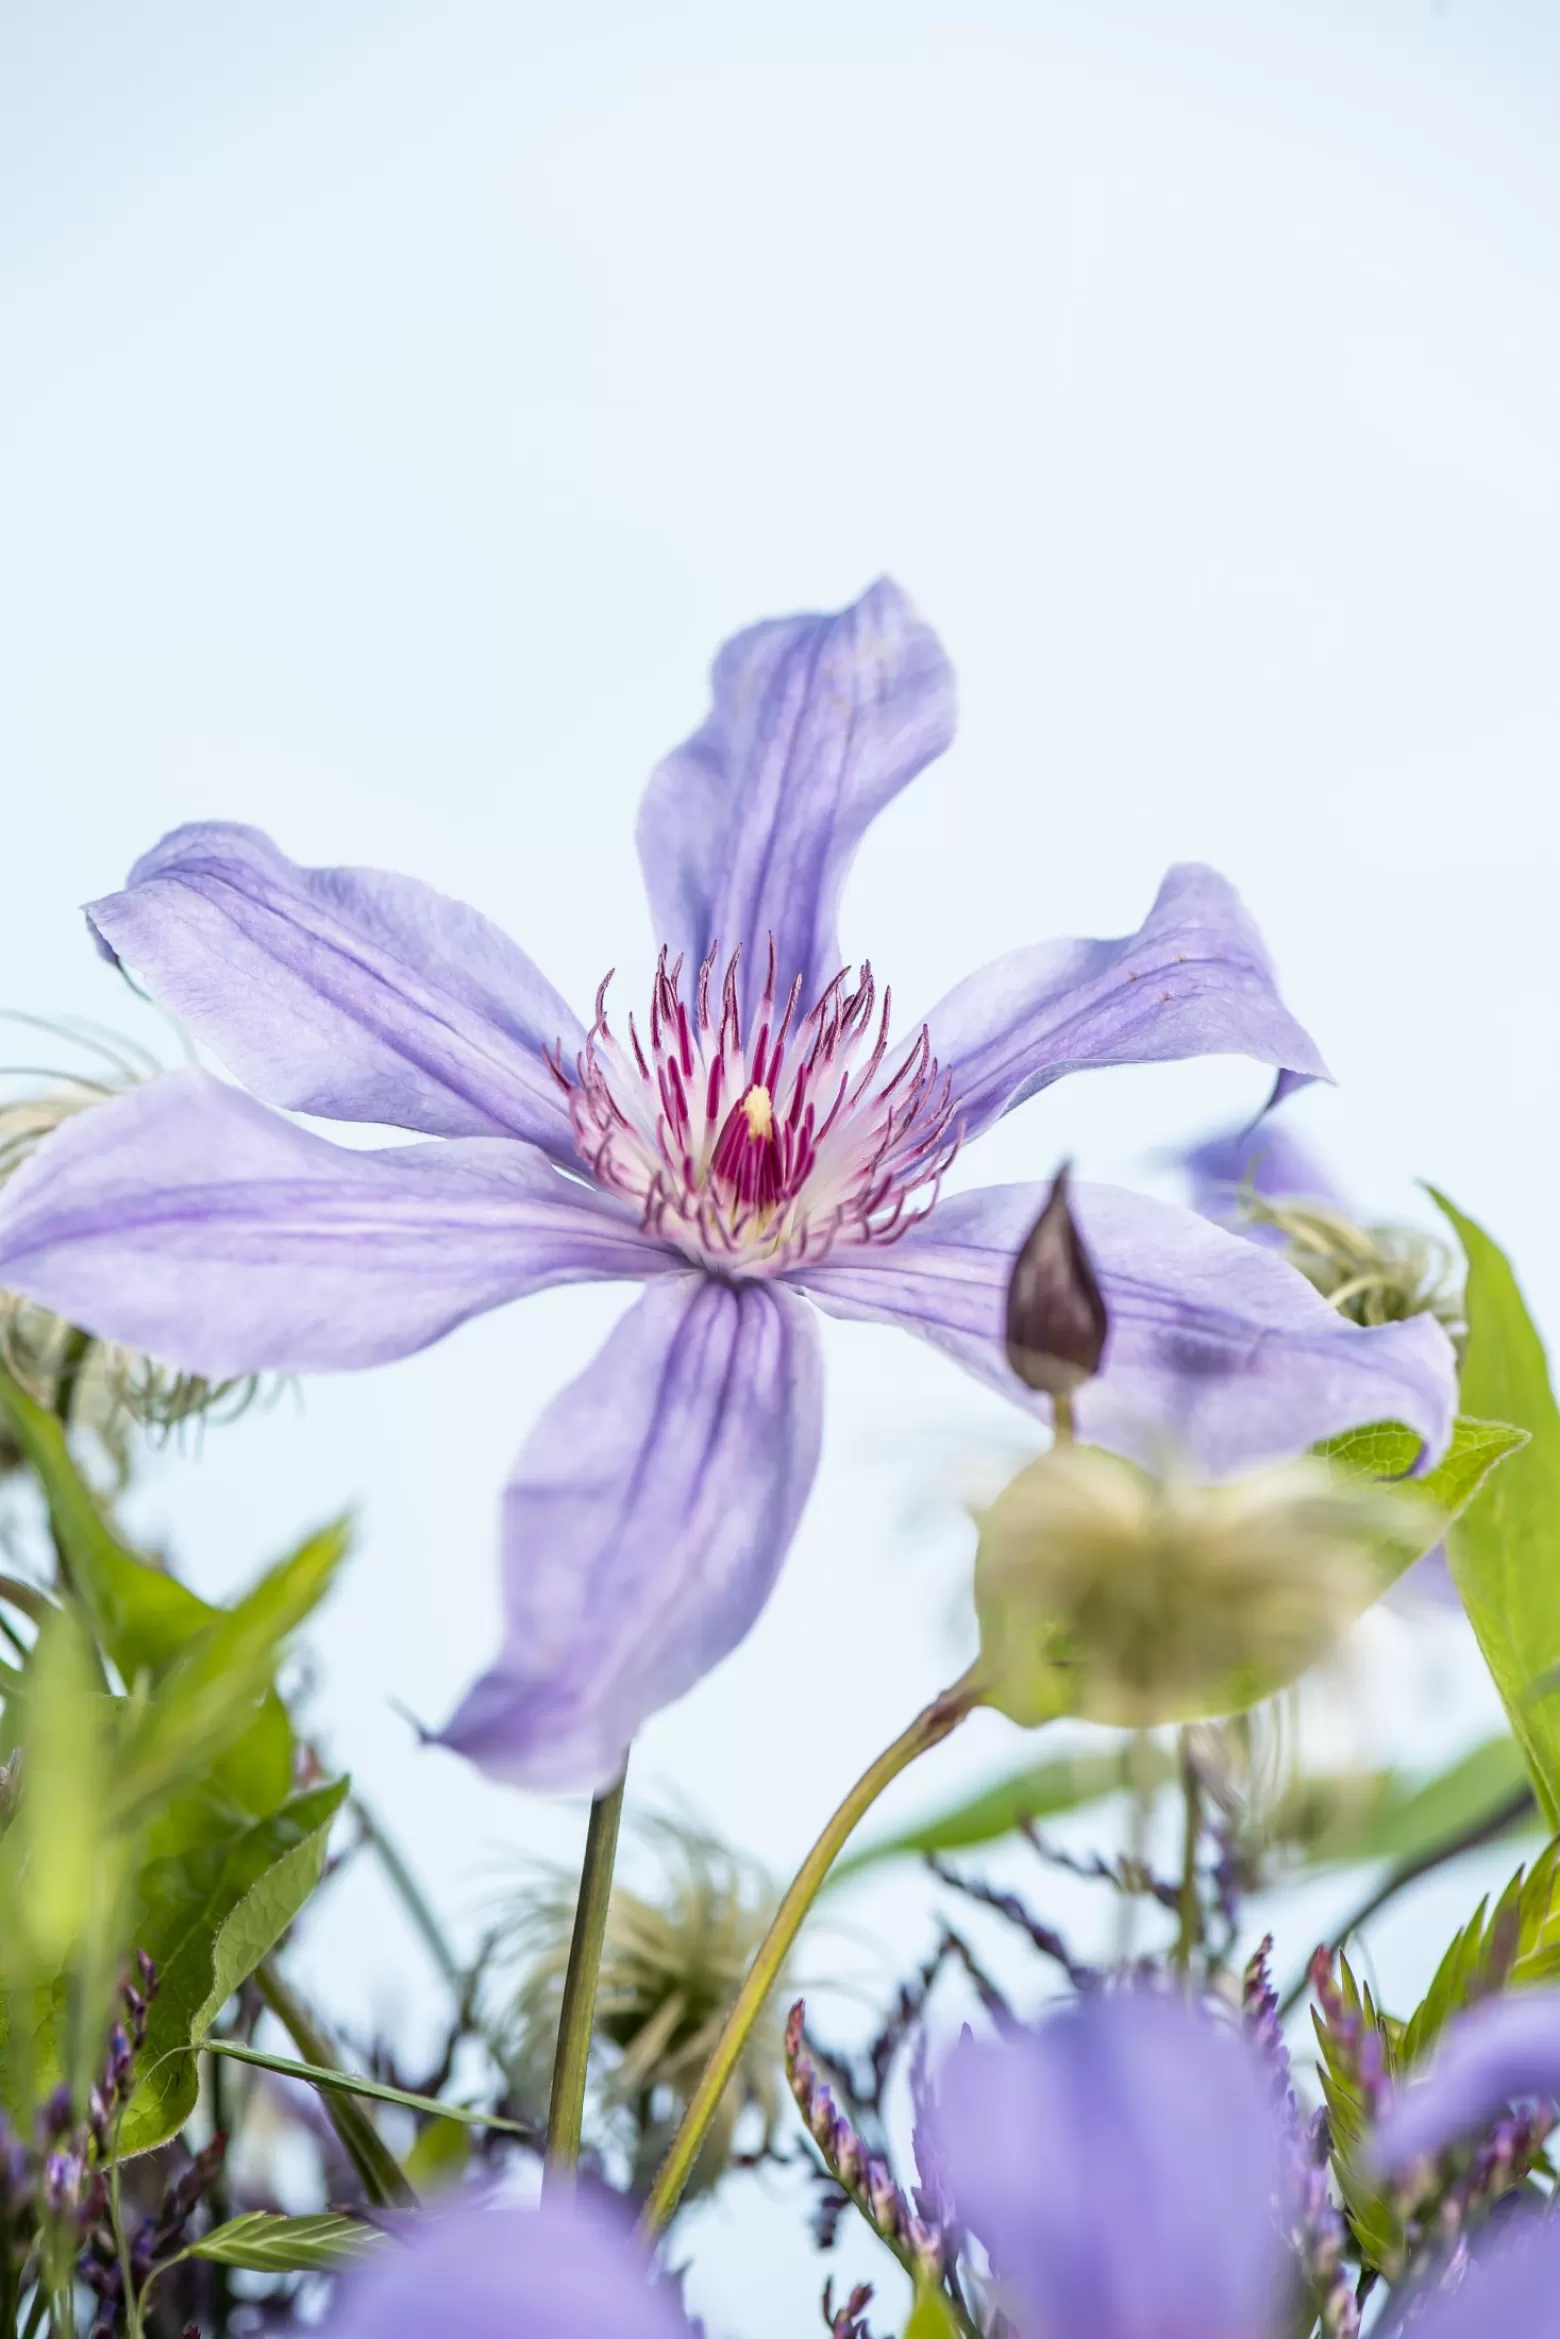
<box><xmin>1005</xmin><ymin>1164</ymin><xmax>1108</xmax><ymax>1399</ymax></box>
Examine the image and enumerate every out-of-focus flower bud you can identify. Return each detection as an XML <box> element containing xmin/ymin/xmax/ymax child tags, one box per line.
<box><xmin>1005</xmin><ymin>1165</ymin><xmax>1108</xmax><ymax>1401</ymax></box>
<box><xmin>971</xmin><ymin>1443</ymin><xmax>1431</xmax><ymax>1731</ymax></box>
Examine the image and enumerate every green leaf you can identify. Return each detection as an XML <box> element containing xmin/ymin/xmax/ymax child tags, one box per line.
<box><xmin>201</xmin><ymin>2036</ymin><xmax>535</xmax><ymax>2134</ymax></box>
<box><xmin>1317</xmin><ymin>1413</ymin><xmax>1528</xmax><ymax>1545</ymax></box>
<box><xmin>0</xmin><ymin>1365</ymin><xmax>293</xmax><ymax>1816</ymax></box>
<box><xmin>402</xmin><ymin>2112</ymin><xmax>471</xmax><ymax>2193</ymax></box>
<box><xmin>1302</xmin><ymin>1734</ymin><xmax>1535</xmax><ymax>1869</ymax></box>
<box><xmin>111</xmin><ymin>1522</ymin><xmax>348</xmax><ymax>1825</ymax></box>
<box><xmin>120</xmin><ymin>1778</ymin><xmax>350</xmax><ymax>2154</ymax></box>
<box><xmin>183</xmin><ymin>2211</ymin><xmax>386</xmax><ymax>2273</ymax></box>
<box><xmin>905</xmin><ymin>2287</ymin><xmax>958</xmax><ymax>2339</ymax></box>
<box><xmin>1430</xmin><ymin>1195</ymin><xmax>1560</xmax><ymax>1824</ymax></box>
<box><xmin>829</xmin><ymin>1741</ymin><xmax>1178</xmax><ymax>1885</ymax></box>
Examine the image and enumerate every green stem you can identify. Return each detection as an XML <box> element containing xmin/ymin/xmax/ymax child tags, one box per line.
<box><xmin>1051</xmin><ymin>1390</ymin><xmax>1076</xmax><ymax>1443</ymax></box>
<box><xmin>353</xmin><ymin>1800</ymin><xmax>463</xmax><ymax>1990</ymax></box>
<box><xmin>1276</xmin><ymin>1781</ymin><xmax>1536</xmax><ymax>2018</ymax></box>
<box><xmin>108</xmin><ymin>2155</ymin><xmax>143</xmax><ymax>2339</ymax></box>
<box><xmin>544</xmin><ymin>1764</ymin><xmax>628</xmax><ymax>2187</ymax></box>
<box><xmin>642</xmin><ymin>1675</ymin><xmax>978</xmax><ymax>2236</ymax></box>
<box><xmin>255</xmin><ymin>1961</ymin><xmax>416</xmax><ymax>2209</ymax></box>
<box><xmin>17</xmin><ymin>2285</ymin><xmax>42</xmax><ymax>2339</ymax></box>
<box><xmin>206</xmin><ymin>2044</ymin><xmax>232</xmax><ymax>2339</ymax></box>
<box><xmin>1173</xmin><ymin>1730</ymin><xmax>1203</xmax><ymax>1975</ymax></box>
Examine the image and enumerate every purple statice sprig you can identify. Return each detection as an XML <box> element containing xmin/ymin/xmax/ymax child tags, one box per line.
<box><xmin>1243</xmin><ymin>1940</ymin><xmax>1359</xmax><ymax>2338</ymax></box>
<box><xmin>785</xmin><ymin>2002</ymin><xmax>958</xmax><ymax>2312</ymax></box>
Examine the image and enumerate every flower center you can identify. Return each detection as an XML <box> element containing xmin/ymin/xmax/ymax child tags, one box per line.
<box><xmin>551</xmin><ymin>940</ymin><xmax>961</xmax><ymax>1274</ymax></box>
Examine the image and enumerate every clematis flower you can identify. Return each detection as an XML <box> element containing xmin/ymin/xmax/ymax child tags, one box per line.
<box><xmin>327</xmin><ymin>2191</ymin><xmax>690</xmax><ymax>2339</ymax></box>
<box><xmin>936</xmin><ymin>1987</ymin><xmax>1554</xmax><ymax>2339</ymax></box>
<box><xmin>0</xmin><ymin>581</ymin><xmax>1456</xmax><ymax>1789</ymax></box>
<box><xmin>937</xmin><ymin>1991</ymin><xmax>1289</xmax><ymax>2338</ymax></box>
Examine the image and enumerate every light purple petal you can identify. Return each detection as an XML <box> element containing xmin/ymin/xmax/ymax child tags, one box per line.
<box><xmin>636</xmin><ymin>578</ymin><xmax>955</xmax><ymax>1028</ymax></box>
<box><xmin>792</xmin><ymin>1181</ymin><xmax>1457</xmax><ymax>1476</ymax></box>
<box><xmin>1181</xmin><ymin>1113</ymin><xmax>1344</xmax><ymax>1231</ymax></box>
<box><xmin>436</xmin><ymin>1273</ymin><xmax>822</xmax><ymax>1793</ymax></box>
<box><xmin>1375</xmin><ymin>1992</ymin><xmax>1560</xmax><ymax>2171</ymax></box>
<box><xmin>329</xmin><ymin>2192</ymin><xmax>691</xmax><ymax>2339</ymax></box>
<box><xmin>938</xmin><ymin>1993</ymin><xmax>1285</xmax><ymax>2339</ymax></box>
<box><xmin>0</xmin><ymin>1069</ymin><xmax>671</xmax><ymax>1377</ymax></box>
<box><xmin>1408</xmin><ymin>2214</ymin><xmax>1560</xmax><ymax>2339</ymax></box>
<box><xmin>920</xmin><ymin>864</ymin><xmax>1329</xmax><ymax>1144</ymax></box>
<box><xmin>88</xmin><ymin>822</ymin><xmax>583</xmax><ymax>1154</ymax></box>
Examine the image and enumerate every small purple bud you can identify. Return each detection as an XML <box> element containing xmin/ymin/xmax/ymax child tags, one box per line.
<box><xmin>1005</xmin><ymin>1163</ymin><xmax>1108</xmax><ymax>1399</ymax></box>
<box><xmin>37</xmin><ymin>2083</ymin><xmax>73</xmax><ymax>2143</ymax></box>
<box><xmin>43</xmin><ymin>2147</ymin><xmax>84</xmax><ymax>2216</ymax></box>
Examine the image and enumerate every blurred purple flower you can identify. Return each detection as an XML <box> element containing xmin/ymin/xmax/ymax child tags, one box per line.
<box><xmin>0</xmin><ymin>582</ymin><xmax>1456</xmax><ymax>1788</ymax></box>
<box><xmin>328</xmin><ymin>2192</ymin><xmax>690</xmax><ymax>2339</ymax></box>
<box><xmin>937</xmin><ymin>1991</ymin><xmax>1287</xmax><ymax>2339</ymax></box>
<box><xmin>1408</xmin><ymin>2214</ymin><xmax>1560</xmax><ymax>2339</ymax></box>
<box><xmin>1374</xmin><ymin>1990</ymin><xmax>1560</xmax><ymax>2172</ymax></box>
<box><xmin>1181</xmin><ymin>1118</ymin><xmax>1343</xmax><ymax>1237</ymax></box>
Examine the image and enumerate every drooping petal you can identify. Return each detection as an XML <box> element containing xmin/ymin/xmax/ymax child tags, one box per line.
<box><xmin>1374</xmin><ymin>1993</ymin><xmax>1560</xmax><ymax>2172</ymax></box>
<box><xmin>1181</xmin><ymin>1112</ymin><xmax>1343</xmax><ymax>1231</ymax></box>
<box><xmin>436</xmin><ymin>1273</ymin><xmax>822</xmax><ymax>1792</ymax></box>
<box><xmin>921</xmin><ymin>864</ymin><xmax>1329</xmax><ymax>1144</ymax></box>
<box><xmin>329</xmin><ymin>2192</ymin><xmax>692</xmax><ymax>2339</ymax></box>
<box><xmin>938</xmin><ymin>1993</ymin><xmax>1285</xmax><ymax>2339</ymax></box>
<box><xmin>0</xmin><ymin>1070</ymin><xmax>672</xmax><ymax>1377</ymax></box>
<box><xmin>636</xmin><ymin>578</ymin><xmax>955</xmax><ymax>1029</ymax></box>
<box><xmin>791</xmin><ymin>1180</ymin><xmax>1457</xmax><ymax>1476</ymax></box>
<box><xmin>87</xmin><ymin>822</ymin><xmax>583</xmax><ymax>1154</ymax></box>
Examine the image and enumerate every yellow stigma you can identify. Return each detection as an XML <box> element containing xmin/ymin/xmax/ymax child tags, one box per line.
<box><xmin>741</xmin><ymin>1084</ymin><xmax>774</xmax><ymax>1141</ymax></box>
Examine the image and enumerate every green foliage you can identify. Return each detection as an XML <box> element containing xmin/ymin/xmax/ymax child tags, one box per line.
<box><xmin>1432</xmin><ymin>1195</ymin><xmax>1560</xmax><ymax>1827</ymax></box>
<box><xmin>904</xmin><ymin>2287</ymin><xmax>958</xmax><ymax>2339</ymax></box>
<box><xmin>182</xmin><ymin>2211</ymin><xmax>386</xmax><ymax>2273</ymax></box>
<box><xmin>1311</xmin><ymin>1956</ymin><xmax>1401</xmax><ymax>2269</ymax></box>
<box><xmin>0</xmin><ymin>1363</ymin><xmax>294</xmax><ymax>1815</ymax></box>
<box><xmin>122</xmin><ymin>1779</ymin><xmax>349</xmax><ymax>2153</ymax></box>
<box><xmin>1300</xmin><ymin>1733</ymin><xmax>1534</xmax><ymax>1869</ymax></box>
<box><xmin>1398</xmin><ymin>1840</ymin><xmax>1560</xmax><ymax>2068</ymax></box>
<box><xmin>202</xmin><ymin>2037</ymin><xmax>534</xmax><ymax>2134</ymax></box>
<box><xmin>0</xmin><ymin>1363</ymin><xmax>353</xmax><ymax>2151</ymax></box>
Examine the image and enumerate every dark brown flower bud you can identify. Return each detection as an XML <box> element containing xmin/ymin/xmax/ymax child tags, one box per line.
<box><xmin>1005</xmin><ymin>1163</ymin><xmax>1108</xmax><ymax>1398</ymax></box>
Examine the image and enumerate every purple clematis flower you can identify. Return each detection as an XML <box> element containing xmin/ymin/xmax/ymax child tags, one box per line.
<box><xmin>937</xmin><ymin>1991</ymin><xmax>1288</xmax><ymax>2339</ymax></box>
<box><xmin>0</xmin><ymin>581</ymin><xmax>1456</xmax><ymax>1789</ymax></box>
<box><xmin>327</xmin><ymin>2191</ymin><xmax>690</xmax><ymax>2339</ymax></box>
<box><xmin>1373</xmin><ymin>1990</ymin><xmax>1560</xmax><ymax>2173</ymax></box>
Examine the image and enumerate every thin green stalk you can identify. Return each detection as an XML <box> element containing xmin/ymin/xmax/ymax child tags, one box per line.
<box><xmin>544</xmin><ymin>1765</ymin><xmax>628</xmax><ymax>2188</ymax></box>
<box><xmin>206</xmin><ymin>2044</ymin><xmax>231</xmax><ymax>2338</ymax></box>
<box><xmin>1276</xmin><ymin>1781</ymin><xmax>1536</xmax><ymax>2018</ymax></box>
<box><xmin>1173</xmin><ymin>1730</ymin><xmax>1203</xmax><ymax>1975</ymax></box>
<box><xmin>353</xmin><ymin>1799</ymin><xmax>463</xmax><ymax>1989</ymax></box>
<box><xmin>1051</xmin><ymin>1391</ymin><xmax>1076</xmax><ymax>1443</ymax></box>
<box><xmin>642</xmin><ymin>1675</ymin><xmax>979</xmax><ymax>2236</ymax></box>
<box><xmin>108</xmin><ymin>2155</ymin><xmax>143</xmax><ymax>2339</ymax></box>
<box><xmin>17</xmin><ymin>2285</ymin><xmax>43</xmax><ymax>2339</ymax></box>
<box><xmin>254</xmin><ymin>1961</ymin><xmax>416</xmax><ymax>2209</ymax></box>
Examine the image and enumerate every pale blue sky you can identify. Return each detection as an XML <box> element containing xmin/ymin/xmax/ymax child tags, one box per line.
<box><xmin>4</xmin><ymin>4</ymin><xmax>1560</xmax><ymax>2327</ymax></box>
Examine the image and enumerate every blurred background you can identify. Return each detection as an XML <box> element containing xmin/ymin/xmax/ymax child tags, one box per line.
<box><xmin>2</xmin><ymin>3</ymin><xmax>1558</xmax><ymax>2327</ymax></box>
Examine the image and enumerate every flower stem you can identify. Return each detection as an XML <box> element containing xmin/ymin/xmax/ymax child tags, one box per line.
<box><xmin>1173</xmin><ymin>1730</ymin><xmax>1202</xmax><ymax>1975</ymax></box>
<box><xmin>544</xmin><ymin>1762</ymin><xmax>628</xmax><ymax>2186</ymax></box>
<box><xmin>641</xmin><ymin>1675</ymin><xmax>979</xmax><ymax>2237</ymax></box>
